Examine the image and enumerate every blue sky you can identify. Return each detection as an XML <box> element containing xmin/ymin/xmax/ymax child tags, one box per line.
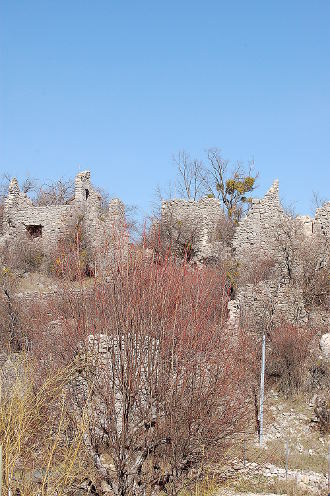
<box><xmin>0</xmin><ymin>1</ymin><xmax>329</xmax><ymax>218</ymax></box>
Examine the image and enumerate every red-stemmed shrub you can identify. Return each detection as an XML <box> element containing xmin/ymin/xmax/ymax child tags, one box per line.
<box><xmin>23</xmin><ymin>241</ymin><xmax>256</xmax><ymax>495</ymax></box>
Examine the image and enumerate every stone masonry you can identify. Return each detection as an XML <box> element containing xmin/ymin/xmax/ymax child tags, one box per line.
<box><xmin>161</xmin><ymin>197</ymin><xmax>226</xmax><ymax>262</ymax></box>
<box><xmin>233</xmin><ymin>179</ymin><xmax>329</xmax><ymax>257</ymax></box>
<box><xmin>231</xmin><ymin>182</ymin><xmax>329</xmax><ymax>329</ymax></box>
<box><xmin>1</xmin><ymin>171</ymin><xmax>126</xmax><ymax>260</ymax></box>
<box><xmin>1</xmin><ymin>173</ymin><xmax>329</xmax><ymax>328</ymax></box>
<box><xmin>162</xmin><ymin>181</ymin><xmax>329</xmax><ymax>330</ymax></box>
<box><xmin>232</xmin><ymin>180</ymin><xmax>286</xmax><ymax>259</ymax></box>
<box><xmin>162</xmin><ymin>180</ymin><xmax>329</xmax><ymax>264</ymax></box>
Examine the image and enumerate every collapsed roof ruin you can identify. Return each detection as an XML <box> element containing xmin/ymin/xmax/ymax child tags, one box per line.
<box><xmin>1</xmin><ymin>171</ymin><xmax>126</xmax><ymax>258</ymax></box>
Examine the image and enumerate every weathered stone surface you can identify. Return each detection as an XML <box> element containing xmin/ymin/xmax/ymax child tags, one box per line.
<box><xmin>319</xmin><ymin>332</ymin><xmax>330</xmax><ymax>359</ymax></box>
<box><xmin>233</xmin><ymin>180</ymin><xmax>329</xmax><ymax>259</ymax></box>
<box><xmin>236</xmin><ymin>280</ymin><xmax>308</xmax><ymax>330</ymax></box>
<box><xmin>230</xmin><ymin>181</ymin><xmax>329</xmax><ymax>329</ymax></box>
<box><xmin>296</xmin><ymin>214</ymin><xmax>314</xmax><ymax>236</ymax></box>
<box><xmin>161</xmin><ymin>197</ymin><xmax>226</xmax><ymax>262</ymax></box>
<box><xmin>2</xmin><ymin>174</ymin><xmax>329</xmax><ymax>331</ymax></box>
<box><xmin>1</xmin><ymin>171</ymin><xmax>127</xmax><ymax>262</ymax></box>
<box><xmin>315</xmin><ymin>201</ymin><xmax>330</xmax><ymax>238</ymax></box>
<box><xmin>233</xmin><ymin>180</ymin><xmax>285</xmax><ymax>259</ymax></box>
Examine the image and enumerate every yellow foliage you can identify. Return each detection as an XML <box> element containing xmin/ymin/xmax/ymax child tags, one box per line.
<box><xmin>225</xmin><ymin>176</ymin><xmax>255</xmax><ymax>195</ymax></box>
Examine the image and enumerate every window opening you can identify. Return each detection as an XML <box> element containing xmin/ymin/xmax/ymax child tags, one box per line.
<box><xmin>26</xmin><ymin>225</ymin><xmax>43</xmax><ymax>238</ymax></box>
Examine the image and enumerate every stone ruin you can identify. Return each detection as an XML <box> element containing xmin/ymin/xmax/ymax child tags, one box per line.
<box><xmin>162</xmin><ymin>181</ymin><xmax>330</xmax><ymax>331</ymax></box>
<box><xmin>162</xmin><ymin>180</ymin><xmax>329</xmax><ymax>262</ymax></box>
<box><xmin>0</xmin><ymin>171</ymin><xmax>126</xmax><ymax>261</ymax></box>
<box><xmin>233</xmin><ymin>179</ymin><xmax>329</xmax><ymax>258</ymax></box>
<box><xmin>1</xmin><ymin>170</ymin><xmax>329</xmax><ymax>332</ymax></box>
<box><xmin>161</xmin><ymin>196</ymin><xmax>227</xmax><ymax>262</ymax></box>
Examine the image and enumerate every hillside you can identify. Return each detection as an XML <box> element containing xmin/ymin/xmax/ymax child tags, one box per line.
<box><xmin>0</xmin><ymin>172</ymin><xmax>328</xmax><ymax>496</ymax></box>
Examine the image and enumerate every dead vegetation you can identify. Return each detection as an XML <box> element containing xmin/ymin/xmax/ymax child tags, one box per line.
<box><xmin>0</xmin><ymin>172</ymin><xmax>328</xmax><ymax>496</ymax></box>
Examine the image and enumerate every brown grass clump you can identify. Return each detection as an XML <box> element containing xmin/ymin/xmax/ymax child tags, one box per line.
<box><xmin>0</xmin><ymin>356</ymin><xmax>92</xmax><ymax>496</ymax></box>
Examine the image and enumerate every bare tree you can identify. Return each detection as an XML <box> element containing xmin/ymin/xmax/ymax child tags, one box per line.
<box><xmin>311</xmin><ymin>191</ymin><xmax>328</xmax><ymax>213</ymax></box>
<box><xmin>172</xmin><ymin>148</ymin><xmax>258</xmax><ymax>221</ymax></box>
<box><xmin>173</xmin><ymin>151</ymin><xmax>206</xmax><ymax>201</ymax></box>
<box><xmin>36</xmin><ymin>178</ymin><xmax>74</xmax><ymax>206</ymax></box>
<box><xmin>204</xmin><ymin>148</ymin><xmax>258</xmax><ymax>221</ymax></box>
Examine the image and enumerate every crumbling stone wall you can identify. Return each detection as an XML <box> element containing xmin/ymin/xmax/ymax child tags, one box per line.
<box><xmin>233</xmin><ymin>180</ymin><xmax>329</xmax><ymax>256</ymax></box>
<box><xmin>315</xmin><ymin>201</ymin><xmax>330</xmax><ymax>238</ymax></box>
<box><xmin>232</xmin><ymin>180</ymin><xmax>286</xmax><ymax>259</ymax></box>
<box><xmin>1</xmin><ymin>171</ymin><xmax>126</xmax><ymax>261</ymax></box>
<box><xmin>296</xmin><ymin>215</ymin><xmax>314</xmax><ymax>237</ymax></box>
<box><xmin>237</xmin><ymin>280</ymin><xmax>308</xmax><ymax>331</ymax></box>
<box><xmin>230</xmin><ymin>181</ymin><xmax>329</xmax><ymax>330</ymax></box>
<box><xmin>162</xmin><ymin>181</ymin><xmax>329</xmax><ymax>329</ymax></box>
<box><xmin>2</xmin><ymin>177</ymin><xmax>73</xmax><ymax>247</ymax></box>
<box><xmin>2</xmin><ymin>168</ymin><xmax>329</xmax><ymax>329</ymax></box>
<box><xmin>161</xmin><ymin>197</ymin><xmax>226</xmax><ymax>262</ymax></box>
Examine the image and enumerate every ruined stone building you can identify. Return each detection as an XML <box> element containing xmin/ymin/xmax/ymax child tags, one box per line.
<box><xmin>161</xmin><ymin>197</ymin><xmax>227</xmax><ymax>262</ymax></box>
<box><xmin>162</xmin><ymin>181</ymin><xmax>330</xmax><ymax>330</ymax></box>
<box><xmin>1</xmin><ymin>170</ymin><xmax>329</xmax><ymax>330</ymax></box>
<box><xmin>232</xmin><ymin>182</ymin><xmax>329</xmax><ymax>330</ymax></box>
<box><xmin>1</xmin><ymin>171</ymin><xmax>126</xmax><ymax>259</ymax></box>
<box><xmin>232</xmin><ymin>180</ymin><xmax>285</xmax><ymax>259</ymax></box>
<box><xmin>162</xmin><ymin>180</ymin><xmax>329</xmax><ymax>264</ymax></box>
<box><xmin>233</xmin><ymin>180</ymin><xmax>329</xmax><ymax>258</ymax></box>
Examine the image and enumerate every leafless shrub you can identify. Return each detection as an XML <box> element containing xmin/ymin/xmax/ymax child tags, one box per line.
<box><xmin>0</xmin><ymin>236</ymin><xmax>44</xmax><ymax>274</ymax></box>
<box><xmin>314</xmin><ymin>395</ymin><xmax>330</xmax><ymax>434</ymax></box>
<box><xmin>47</xmin><ymin>214</ymin><xmax>93</xmax><ymax>280</ymax></box>
<box><xmin>0</xmin><ymin>357</ymin><xmax>91</xmax><ymax>496</ymax></box>
<box><xmin>238</xmin><ymin>251</ymin><xmax>277</xmax><ymax>287</ymax></box>
<box><xmin>296</xmin><ymin>235</ymin><xmax>329</xmax><ymax>311</ymax></box>
<box><xmin>144</xmin><ymin>213</ymin><xmax>202</xmax><ymax>262</ymax></box>
<box><xmin>212</xmin><ymin>214</ymin><xmax>236</xmax><ymax>248</ymax></box>
<box><xmin>267</xmin><ymin>323</ymin><xmax>318</xmax><ymax>395</ymax></box>
<box><xmin>57</xmin><ymin>247</ymin><xmax>256</xmax><ymax>496</ymax></box>
<box><xmin>35</xmin><ymin>178</ymin><xmax>75</xmax><ymax>206</ymax></box>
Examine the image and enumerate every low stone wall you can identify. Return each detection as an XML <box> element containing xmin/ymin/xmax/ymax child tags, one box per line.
<box><xmin>220</xmin><ymin>459</ymin><xmax>327</xmax><ymax>493</ymax></box>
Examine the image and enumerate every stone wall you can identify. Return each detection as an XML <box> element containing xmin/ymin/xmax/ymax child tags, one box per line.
<box><xmin>315</xmin><ymin>201</ymin><xmax>330</xmax><ymax>238</ymax></box>
<box><xmin>232</xmin><ymin>180</ymin><xmax>286</xmax><ymax>259</ymax></box>
<box><xmin>2</xmin><ymin>178</ymin><xmax>74</xmax><ymax>247</ymax></box>
<box><xmin>229</xmin><ymin>181</ymin><xmax>329</xmax><ymax>329</ymax></box>
<box><xmin>237</xmin><ymin>280</ymin><xmax>308</xmax><ymax>331</ymax></box>
<box><xmin>161</xmin><ymin>197</ymin><xmax>227</xmax><ymax>262</ymax></box>
<box><xmin>161</xmin><ymin>182</ymin><xmax>329</xmax><ymax>328</ymax></box>
<box><xmin>233</xmin><ymin>180</ymin><xmax>329</xmax><ymax>258</ymax></box>
<box><xmin>1</xmin><ymin>171</ymin><xmax>329</xmax><ymax>327</ymax></box>
<box><xmin>1</xmin><ymin>171</ymin><xmax>126</xmax><ymax>262</ymax></box>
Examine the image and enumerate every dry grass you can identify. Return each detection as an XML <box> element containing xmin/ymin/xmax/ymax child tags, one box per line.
<box><xmin>207</xmin><ymin>391</ymin><xmax>328</xmax><ymax>496</ymax></box>
<box><xmin>15</xmin><ymin>271</ymin><xmax>96</xmax><ymax>293</ymax></box>
<box><xmin>179</xmin><ymin>477</ymin><xmax>219</xmax><ymax>496</ymax></box>
<box><xmin>242</xmin><ymin>439</ymin><xmax>327</xmax><ymax>474</ymax></box>
<box><xmin>222</xmin><ymin>475</ymin><xmax>314</xmax><ymax>495</ymax></box>
<box><xmin>15</xmin><ymin>272</ymin><xmax>59</xmax><ymax>293</ymax></box>
<box><xmin>178</xmin><ymin>473</ymin><xmax>318</xmax><ymax>496</ymax></box>
<box><xmin>0</xmin><ymin>356</ymin><xmax>93</xmax><ymax>496</ymax></box>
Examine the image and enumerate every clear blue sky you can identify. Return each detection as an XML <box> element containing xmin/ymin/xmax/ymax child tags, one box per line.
<box><xmin>1</xmin><ymin>1</ymin><xmax>329</xmax><ymax>217</ymax></box>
